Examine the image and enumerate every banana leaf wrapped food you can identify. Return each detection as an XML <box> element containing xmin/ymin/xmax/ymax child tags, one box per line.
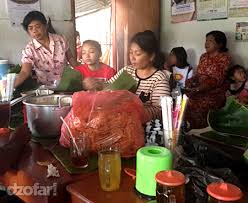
<box><xmin>55</xmin><ymin>66</ymin><xmax>83</xmax><ymax>92</ymax></box>
<box><xmin>208</xmin><ymin>96</ymin><xmax>248</xmax><ymax>137</ymax></box>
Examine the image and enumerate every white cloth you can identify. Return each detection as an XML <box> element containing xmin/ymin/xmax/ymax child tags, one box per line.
<box><xmin>172</xmin><ymin>66</ymin><xmax>193</xmax><ymax>88</ymax></box>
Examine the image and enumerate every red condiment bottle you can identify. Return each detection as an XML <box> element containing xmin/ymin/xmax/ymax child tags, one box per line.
<box><xmin>207</xmin><ymin>182</ymin><xmax>243</xmax><ymax>203</ymax></box>
<box><xmin>155</xmin><ymin>170</ymin><xmax>185</xmax><ymax>203</ymax></box>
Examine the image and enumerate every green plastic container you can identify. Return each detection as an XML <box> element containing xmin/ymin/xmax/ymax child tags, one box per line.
<box><xmin>135</xmin><ymin>146</ymin><xmax>173</xmax><ymax>197</ymax></box>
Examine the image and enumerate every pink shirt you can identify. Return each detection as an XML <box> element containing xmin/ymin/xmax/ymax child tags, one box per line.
<box><xmin>21</xmin><ymin>33</ymin><xmax>69</xmax><ymax>86</ymax></box>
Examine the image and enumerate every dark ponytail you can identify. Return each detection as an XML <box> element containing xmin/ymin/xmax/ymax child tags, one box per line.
<box><xmin>153</xmin><ymin>51</ymin><xmax>165</xmax><ymax>70</ymax></box>
<box><xmin>130</xmin><ymin>30</ymin><xmax>165</xmax><ymax>70</ymax></box>
<box><xmin>47</xmin><ymin>17</ymin><xmax>56</xmax><ymax>34</ymax></box>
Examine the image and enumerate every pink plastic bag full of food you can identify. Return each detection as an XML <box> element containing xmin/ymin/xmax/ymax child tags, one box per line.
<box><xmin>59</xmin><ymin>90</ymin><xmax>146</xmax><ymax>157</ymax></box>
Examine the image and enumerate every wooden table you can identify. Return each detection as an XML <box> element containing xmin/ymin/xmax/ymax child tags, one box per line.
<box><xmin>66</xmin><ymin>171</ymin><xmax>248</xmax><ymax>203</ymax></box>
<box><xmin>66</xmin><ymin>171</ymin><xmax>148</xmax><ymax>203</ymax></box>
<box><xmin>1</xmin><ymin>128</ymin><xmax>247</xmax><ymax>203</ymax></box>
<box><xmin>0</xmin><ymin>141</ymin><xmax>95</xmax><ymax>203</ymax></box>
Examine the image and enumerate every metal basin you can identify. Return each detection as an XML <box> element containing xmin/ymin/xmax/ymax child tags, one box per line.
<box><xmin>23</xmin><ymin>94</ymin><xmax>72</xmax><ymax>138</ymax></box>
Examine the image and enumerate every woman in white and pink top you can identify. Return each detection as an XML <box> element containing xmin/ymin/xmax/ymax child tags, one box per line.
<box><xmin>15</xmin><ymin>11</ymin><xmax>78</xmax><ymax>87</ymax></box>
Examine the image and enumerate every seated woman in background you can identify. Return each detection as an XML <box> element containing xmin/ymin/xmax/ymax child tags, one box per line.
<box><xmin>75</xmin><ymin>40</ymin><xmax>116</xmax><ymax>89</ymax></box>
<box><xmin>165</xmin><ymin>46</ymin><xmax>193</xmax><ymax>92</ymax></box>
<box><xmin>185</xmin><ymin>30</ymin><xmax>231</xmax><ymax>129</ymax></box>
<box><xmin>14</xmin><ymin>11</ymin><xmax>78</xmax><ymax>87</ymax></box>
<box><xmin>84</xmin><ymin>30</ymin><xmax>170</xmax><ymax>120</ymax></box>
<box><xmin>226</xmin><ymin>64</ymin><xmax>248</xmax><ymax>105</ymax></box>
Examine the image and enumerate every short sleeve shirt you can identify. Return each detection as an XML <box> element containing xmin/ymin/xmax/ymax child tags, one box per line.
<box><xmin>21</xmin><ymin>33</ymin><xmax>69</xmax><ymax>86</ymax></box>
<box><xmin>75</xmin><ymin>63</ymin><xmax>116</xmax><ymax>80</ymax></box>
<box><xmin>172</xmin><ymin>65</ymin><xmax>193</xmax><ymax>89</ymax></box>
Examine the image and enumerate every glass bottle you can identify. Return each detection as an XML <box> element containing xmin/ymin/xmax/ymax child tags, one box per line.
<box><xmin>155</xmin><ymin>170</ymin><xmax>185</xmax><ymax>203</ymax></box>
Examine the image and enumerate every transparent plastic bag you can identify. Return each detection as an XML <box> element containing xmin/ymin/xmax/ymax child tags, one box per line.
<box><xmin>59</xmin><ymin>90</ymin><xmax>146</xmax><ymax>157</ymax></box>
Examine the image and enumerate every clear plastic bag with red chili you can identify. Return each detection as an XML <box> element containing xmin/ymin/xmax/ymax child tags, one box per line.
<box><xmin>59</xmin><ymin>90</ymin><xmax>147</xmax><ymax>157</ymax></box>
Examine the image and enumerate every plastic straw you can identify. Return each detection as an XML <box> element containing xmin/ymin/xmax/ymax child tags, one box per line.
<box><xmin>161</xmin><ymin>96</ymin><xmax>168</xmax><ymax>147</ymax></box>
<box><xmin>167</xmin><ymin>97</ymin><xmax>173</xmax><ymax>138</ymax></box>
<box><xmin>60</xmin><ymin>116</ymin><xmax>80</xmax><ymax>155</ymax></box>
<box><xmin>6</xmin><ymin>73</ymin><xmax>16</xmax><ymax>101</ymax></box>
<box><xmin>176</xmin><ymin>94</ymin><xmax>188</xmax><ymax>132</ymax></box>
<box><xmin>0</xmin><ymin>79</ymin><xmax>6</xmax><ymax>101</ymax></box>
<box><xmin>173</xmin><ymin>94</ymin><xmax>182</xmax><ymax>129</ymax></box>
<box><xmin>161</xmin><ymin>96</ymin><xmax>173</xmax><ymax>149</ymax></box>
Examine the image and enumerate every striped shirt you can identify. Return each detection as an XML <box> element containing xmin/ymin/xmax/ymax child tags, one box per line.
<box><xmin>108</xmin><ymin>66</ymin><xmax>170</xmax><ymax>120</ymax></box>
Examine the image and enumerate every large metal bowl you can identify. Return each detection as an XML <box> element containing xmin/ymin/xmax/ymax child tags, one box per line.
<box><xmin>23</xmin><ymin>94</ymin><xmax>72</xmax><ymax>138</ymax></box>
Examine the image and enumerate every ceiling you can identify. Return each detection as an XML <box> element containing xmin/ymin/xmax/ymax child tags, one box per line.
<box><xmin>75</xmin><ymin>0</ymin><xmax>111</xmax><ymax>17</ymax></box>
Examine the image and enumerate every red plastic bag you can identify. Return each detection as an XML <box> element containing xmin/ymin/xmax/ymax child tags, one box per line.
<box><xmin>59</xmin><ymin>90</ymin><xmax>146</xmax><ymax>157</ymax></box>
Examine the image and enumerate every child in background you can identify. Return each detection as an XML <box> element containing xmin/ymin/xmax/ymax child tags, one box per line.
<box><xmin>227</xmin><ymin>65</ymin><xmax>248</xmax><ymax>105</ymax></box>
<box><xmin>165</xmin><ymin>47</ymin><xmax>193</xmax><ymax>92</ymax></box>
<box><xmin>76</xmin><ymin>31</ymin><xmax>82</xmax><ymax>63</ymax></box>
<box><xmin>75</xmin><ymin>40</ymin><xmax>116</xmax><ymax>81</ymax></box>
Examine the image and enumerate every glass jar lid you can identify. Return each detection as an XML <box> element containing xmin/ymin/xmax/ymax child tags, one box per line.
<box><xmin>155</xmin><ymin>170</ymin><xmax>185</xmax><ymax>187</ymax></box>
<box><xmin>207</xmin><ymin>182</ymin><xmax>243</xmax><ymax>201</ymax></box>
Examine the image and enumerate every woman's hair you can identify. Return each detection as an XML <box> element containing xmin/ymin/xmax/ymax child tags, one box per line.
<box><xmin>227</xmin><ymin>64</ymin><xmax>246</xmax><ymax>82</ymax></box>
<box><xmin>170</xmin><ymin>47</ymin><xmax>189</xmax><ymax>68</ymax></box>
<box><xmin>82</xmin><ymin>40</ymin><xmax>102</xmax><ymax>56</ymax></box>
<box><xmin>22</xmin><ymin>11</ymin><xmax>56</xmax><ymax>34</ymax></box>
<box><xmin>130</xmin><ymin>30</ymin><xmax>165</xmax><ymax>70</ymax></box>
<box><xmin>206</xmin><ymin>30</ymin><xmax>228</xmax><ymax>52</ymax></box>
<box><xmin>75</xmin><ymin>31</ymin><xmax>80</xmax><ymax>38</ymax></box>
<box><xmin>22</xmin><ymin>11</ymin><xmax>47</xmax><ymax>31</ymax></box>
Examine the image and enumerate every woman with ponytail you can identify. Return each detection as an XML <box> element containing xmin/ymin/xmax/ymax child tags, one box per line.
<box><xmin>84</xmin><ymin>30</ymin><xmax>170</xmax><ymax>120</ymax></box>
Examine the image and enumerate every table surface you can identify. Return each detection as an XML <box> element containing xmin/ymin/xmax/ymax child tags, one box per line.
<box><xmin>66</xmin><ymin>170</ymin><xmax>248</xmax><ymax>203</ymax></box>
<box><xmin>1</xmin><ymin>131</ymin><xmax>247</xmax><ymax>203</ymax></box>
<box><xmin>0</xmin><ymin>141</ymin><xmax>94</xmax><ymax>203</ymax></box>
<box><xmin>66</xmin><ymin>171</ymin><xmax>148</xmax><ymax>203</ymax></box>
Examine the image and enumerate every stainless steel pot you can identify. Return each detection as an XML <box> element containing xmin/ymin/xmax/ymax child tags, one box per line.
<box><xmin>23</xmin><ymin>94</ymin><xmax>72</xmax><ymax>138</ymax></box>
<box><xmin>21</xmin><ymin>89</ymin><xmax>54</xmax><ymax>97</ymax></box>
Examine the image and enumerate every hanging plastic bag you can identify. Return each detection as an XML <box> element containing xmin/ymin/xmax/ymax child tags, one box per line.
<box><xmin>59</xmin><ymin>90</ymin><xmax>147</xmax><ymax>157</ymax></box>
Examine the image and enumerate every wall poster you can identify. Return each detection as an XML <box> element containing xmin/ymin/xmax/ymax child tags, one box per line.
<box><xmin>171</xmin><ymin>0</ymin><xmax>196</xmax><ymax>23</ymax></box>
<box><xmin>7</xmin><ymin>0</ymin><xmax>40</xmax><ymax>26</ymax></box>
<box><xmin>236</xmin><ymin>22</ymin><xmax>248</xmax><ymax>41</ymax></box>
<box><xmin>197</xmin><ymin>0</ymin><xmax>228</xmax><ymax>21</ymax></box>
<box><xmin>229</xmin><ymin>0</ymin><xmax>248</xmax><ymax>17</ymax></box>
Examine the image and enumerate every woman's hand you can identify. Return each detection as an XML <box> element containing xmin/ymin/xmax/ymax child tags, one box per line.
<box><xmin>184</xmin><ymin>87</ymin><xmax>200</xmax><ymax>98</ymax></box>
<box><xmin>14</xmin><ymin>63</ymin><xmax>32</xmax><ymax>88</ymax></box>
<box><xmin>186</xmin><ymin>76</ymin><xmax>200</xmax><ymax>89</ymax></box>
<box><xmin>83</xmin><ymin>78</ymin><xmax>104</xmax><ymax>91</ymax></box>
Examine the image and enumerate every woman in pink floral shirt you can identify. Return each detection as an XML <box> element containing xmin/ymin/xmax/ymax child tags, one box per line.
<box><xmin>15</xmin><ymin>11</ymin><xmax>78</xmax><ymax>87</ymax></box>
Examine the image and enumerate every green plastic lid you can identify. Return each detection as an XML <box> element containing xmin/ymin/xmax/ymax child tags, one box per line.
<box><xmin>207</xmin><ymin>182</ymin><xmax>243</xmax><ymax>201</ymax></box>
<box><xmin>155</xmin><ymin>170</ymin><xmax>185</xmax><ymax>187</ymax></box>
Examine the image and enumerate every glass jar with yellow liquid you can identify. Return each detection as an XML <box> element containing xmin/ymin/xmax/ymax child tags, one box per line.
<box><xmin>98</xmin><ymin>147</ymin><xmax>121</xmax><ymax>191</ymax></box>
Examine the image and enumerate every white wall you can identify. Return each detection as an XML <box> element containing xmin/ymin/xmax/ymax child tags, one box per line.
<box><xmin>161</xmin><ymin>1</ymin><xmax>248</xmax><ymax>69</ymax></box>
<box><xmin>0</xmin><ymin>0</ymin><xmax>75</xmax><ymax>64</ymax></box>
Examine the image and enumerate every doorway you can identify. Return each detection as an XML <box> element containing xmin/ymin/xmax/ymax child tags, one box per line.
<box><xmin>74</xmin><ymin>0</ymin><xmax>112</xmax><ymax>66</ymax></box>
<box><xmin>73</xmin><ymin>0</ymin><xmax>160</xmax><ymax>70</ymax></box>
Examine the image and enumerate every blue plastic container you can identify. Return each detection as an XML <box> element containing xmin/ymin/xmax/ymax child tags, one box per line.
<box><xmin>0</xmin><ymin>60</ymin><xmax>9</xmax><ymax>79</ymax></box>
